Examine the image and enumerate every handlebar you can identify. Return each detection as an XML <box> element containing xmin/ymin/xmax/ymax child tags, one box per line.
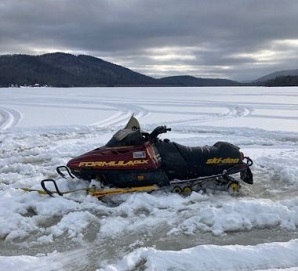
<box><xmin>150</xmin><ymin>125</ymin><xmax>171</xmax><ymax>139</ymax></box>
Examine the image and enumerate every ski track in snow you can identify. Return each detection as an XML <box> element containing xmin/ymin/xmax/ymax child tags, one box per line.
<box><xmin>0</xmin><ymin>106</ymin><xmax>22</xmax><ymax>130</ymax></box>
<box><xmin>0</xmin><ymin>87</ymin><xmax>298</xmax><ymax>271</ymax></box>
<box><xmin>90</xmin><ymin>102</ymin><xmax>151</xmax><ymax>127</ymax></box>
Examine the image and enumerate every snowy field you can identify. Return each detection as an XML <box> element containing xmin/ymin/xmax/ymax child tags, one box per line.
<box><xmin>0</xmin><ymin>86</ymin><xmax>298</xmax><ymax>271</ymax></box>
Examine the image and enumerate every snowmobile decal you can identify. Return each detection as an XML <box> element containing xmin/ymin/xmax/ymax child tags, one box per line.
<box><xmin>78</xmin><ymin>159</ymin><xmax>149</xmax><ymax>167</ymax></box>
<box><xmin>133</xmin><ymin>151</ymin><xmax>146</xmax><ymax>159</ymax></box>
<box><xmin>206</xmin><ymin>157</ymin><xmax>240</xmax><ymax>164</ymax></box>
<box><xmin>146</xmin><ymin>144</ymin><xmax>161</xmax><ymax>166</ymax></box>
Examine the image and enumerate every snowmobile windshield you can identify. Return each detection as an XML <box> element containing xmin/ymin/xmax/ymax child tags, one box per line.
<box><xmin>106</xmin><ymin>128</ymin><xmax>146</xmax><ymax>147</ymax></box>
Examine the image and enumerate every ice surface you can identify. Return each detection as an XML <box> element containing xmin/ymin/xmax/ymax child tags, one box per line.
<box><xmin>0</xmin><ymin>86</ymin><xmax>297</xmax><ymax>271</ymax></box>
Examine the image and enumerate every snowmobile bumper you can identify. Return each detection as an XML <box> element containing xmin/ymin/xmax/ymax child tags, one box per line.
<box><xmin>240</xmin><ymin>167</ymin><xmax>253</xmax><ymax>184</ymax></box>
<box><xmin>240</xmin><ymin>157</ymin><xmax>253</xmax><ymax>184</ymax></box>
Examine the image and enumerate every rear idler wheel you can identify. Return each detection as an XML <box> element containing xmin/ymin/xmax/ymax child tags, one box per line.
<box><xmin>182</xmin><ymin>186</ymin><xmax>192</xmax><ymax>196</ymax></box>
<box><xmin>227</xmin><ymin>181</ymin><xmax>240</xmax><ymax>195</ymax></box>
<box><xmin>172</xmin><ymin>186</ymin><xmax>183</xmax><ymax>194</ymax></box>
<box><xmin>171</xmin><ymin>185</ymin><xmax>193</xmax><ymax>196</ymax></box>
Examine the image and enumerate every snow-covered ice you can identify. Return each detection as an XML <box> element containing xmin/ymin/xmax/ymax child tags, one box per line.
<box><xmin>0</xmin><ymin>86</ymin><xmax>298</xmax><ymax>271</ymax></box>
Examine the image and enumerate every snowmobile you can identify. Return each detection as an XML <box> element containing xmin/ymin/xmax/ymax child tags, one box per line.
<box><xmin>42</xmin><ymin>116</ymin><xmax>253</xmax><ymax>198</ymax></box>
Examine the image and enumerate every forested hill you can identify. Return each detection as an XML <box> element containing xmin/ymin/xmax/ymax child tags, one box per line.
<box><xmin>262</xmin><ymin>75</ymin><xmax>298</xmax><ymax>86</ymax></box>
<box><xmin>0</xmin><ymin>53</ymin><xmax>156</xmax><ymax>87</ymax></box>
<box><xmin>0</xmin><ymin>53</ymin><xmax>241</xmax><ymax>87</ymax></box>
<box><xmin>254</xmin><ymin>69</ymin><xmax>298</xmax><ymax>86</ymax></box>
<box><xmin>158</xmin><ymin>75</ymin><xmax>240</xmax><ymax>86</ymax></box>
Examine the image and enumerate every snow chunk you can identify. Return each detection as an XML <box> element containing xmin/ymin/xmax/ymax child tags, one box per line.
<box><xmin>100</xmin><ymin>239</ymin><xmax>298</xmax><ymax>271</ymax></box>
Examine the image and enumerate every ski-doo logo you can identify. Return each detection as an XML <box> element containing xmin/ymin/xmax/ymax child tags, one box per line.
<box><xmin>206</xmin><ymin>157</ymin><xmax>239</xmax><ymax>164</ymax></box>
<box><xmin>78</xmin><ymin>160</ymin><xmax>149</xmax><ymax>167</ymax></box>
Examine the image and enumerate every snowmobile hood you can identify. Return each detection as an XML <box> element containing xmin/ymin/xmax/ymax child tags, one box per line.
<box><xmin>66</xmin><ymin>142</ymin><xmax>161</xmax><ymax>171</ymax></box>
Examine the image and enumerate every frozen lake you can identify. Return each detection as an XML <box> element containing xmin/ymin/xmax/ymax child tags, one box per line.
<box><xmin>0</xmin><ymin>86</ymin><xmax>298</xmax><ymax>271</ymax></box>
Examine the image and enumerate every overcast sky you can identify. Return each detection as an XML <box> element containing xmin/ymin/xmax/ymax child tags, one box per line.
<box><xmin>1</xmin><ymin>0</ymin><xmax>297</xmax><ymax>81</ymax></box>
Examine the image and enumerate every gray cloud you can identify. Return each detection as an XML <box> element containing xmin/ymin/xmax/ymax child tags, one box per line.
<box><xmin>0</xmin><ymin>0</ymin><xmax>297</xmax><ymax>81</ymax></box>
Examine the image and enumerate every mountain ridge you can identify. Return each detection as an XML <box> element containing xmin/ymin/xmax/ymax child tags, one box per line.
<box><xmin>0</xmin><ymin>53</ymin><xmax>240</xmax><ymax>87</ymax></box>
<box><xmin>254</xmin><ymin>69</ymin><xmax>298</xmax><ymax>83</ymax></box>
<box><xmin>1</xmin><ymin>53</ymin><xmax>297</xmax><ymax>87</ymax></box>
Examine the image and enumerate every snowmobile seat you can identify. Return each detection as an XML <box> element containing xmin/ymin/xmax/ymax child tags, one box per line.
<box><xmin>173</xmin><ymin>143</ymin><xmax>213</xmax><ymax>165</ymax></box>
<box><xmin>173</xmin><ymin>141</ymin><xmax>241</xmax><ymax>166</ymax></box>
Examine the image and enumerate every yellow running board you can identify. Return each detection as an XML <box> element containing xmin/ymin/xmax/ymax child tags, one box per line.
<box><xmin>89</xmin><ymin>185</ymin><xmax>157</xmax><ymax>198</ymax></box>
